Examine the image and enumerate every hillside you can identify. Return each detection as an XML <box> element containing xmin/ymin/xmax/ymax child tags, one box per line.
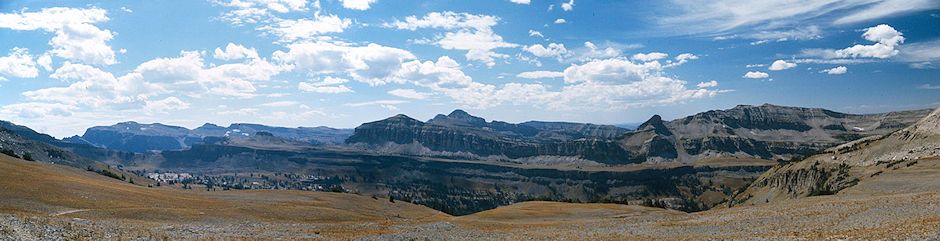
<box><xmin>0</xmin><ymin>154</ymin><xmax>447</xmax><ymax>239</ymax></box>
<box><xmin>734</xmin><ymin>107</ymin><xmax>940</xmax><ymax>206</ymax></box>
<box><xmin>3</xmin><ymin>152</ymin><xmax>935</xmax><ymax>239</ymax></box>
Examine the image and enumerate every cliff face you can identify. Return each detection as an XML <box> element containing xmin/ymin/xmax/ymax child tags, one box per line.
<box><xmin>346</xmin><ymin>105</ymin><xmax>931</xmax><ymax>166</ymax></box>
<box><xmin>346</xmin><ymin>113</ymin><xmax>637</xmax><ymax>164</ymax></box>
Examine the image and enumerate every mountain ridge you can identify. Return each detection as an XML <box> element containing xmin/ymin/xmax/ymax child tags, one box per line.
<box><xmin>347</xmin><ymin>104</ymin><xmax>932</xmax><ymax>165</ymax></box>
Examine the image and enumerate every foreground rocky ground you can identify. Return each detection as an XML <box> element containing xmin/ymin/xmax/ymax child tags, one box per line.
<box><xmin>2</xmin><ymin>190</ymin><xmax>937</xmax><ymax>240</ymax></box>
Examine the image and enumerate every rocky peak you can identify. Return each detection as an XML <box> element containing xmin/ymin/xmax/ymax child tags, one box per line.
<box><xmin>636</xmin><ymin>115</ymin><xmax>673</xmax><ymax>136</ymax></box>
<box><xmin>429</xmin><ymin>109</ymin><xmax>487</xmax><ymax>127</ymax></box>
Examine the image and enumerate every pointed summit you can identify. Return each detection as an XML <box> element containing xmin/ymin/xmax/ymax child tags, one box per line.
<box><xmin>636</xmin><ymin>115</ymin><xmax>672</xmax><ymax>136</ymax></box>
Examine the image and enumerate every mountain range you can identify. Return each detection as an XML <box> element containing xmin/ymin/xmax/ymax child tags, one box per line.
<box><xmin>346</xmin><ymin>104</ymin><xmax>931</xmax><ymax>165</ymax></box>
<box><xmin>63</xmin><ymin>122</ymin><xmax>353</xmax><ymax>153</ymax></box>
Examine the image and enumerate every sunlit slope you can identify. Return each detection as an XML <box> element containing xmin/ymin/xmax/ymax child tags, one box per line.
<box><xmin>0</xmin><ymin>154</ymin><xmax>447</xmax><ymax>224</ymax></box>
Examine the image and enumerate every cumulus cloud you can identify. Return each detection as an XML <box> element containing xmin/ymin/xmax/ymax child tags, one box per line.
<box><xmin>517</xmin><ymin>71</ymin><xmax>565</xmax><ymax>79</ymax></box>
<box><xmin>384</xmin><ymin>12</ymin><xmax>516</xmax><ymax>66</ymax></box>
<box><xmin>214</xmin><ymin>42</ymin><xmax>260</xmax><ymax>60</ymax></box>
<box><xmin>697</xmin><ymin>80</ymin><xmax>718</xmax><ymax>88</ymax></box>
<box><xmin>554</xmin><ymin>18</ymin><xmax>567</xmax><ymax>24</ymax></box>
<box><xmin>821</xmin><ymin>66</ymin><xmax>847</xmax><ymax>74</ymax></box>
<box><xmin>768</xmin><ymin>60</ymin><xmax>797</xmax><ymax>70</ymax></box>
<box><xmin>665</xmin><ymin>53</ymin><xmax>698</xmax><ymax>67</ymax></box>
<box><xmin>273</xmin><ymin>41</ymin><xmax>416</xmax><ymax>85</ymax></box>
<box><xmin>523</xmin><ymin>43</ymin><xmax>568</xmax><ymax>60</ymax></box>
<box><xmin>743</xmin><ymin>71</ymin><xmax>769</xmax><ymax>78</ymax></box>
<box><xmin>144</xmin><ymin>97</ymin><xmax>190</xmax><ymax>114</ymax></box>
<box><xmin>801</xmin><ymin>24</ymin><xmax>906</xmax><ymax>61</ymax></box>
<box><xmin>339</xmin><ymin>0</ymin><xmax>377</xmax><ymax>10</ymax></box>
<box><xmin>0</xmin><ymin>7</ymin><xmax>116</xmax><ymax>65</ymax></box>
<box><xmin>388</xmin><ymin>89</ymin><xmax>431</xmax><ymax>99</ymax></box>
<box><xmin>510</xmin><ymin>0</ymin><xmax>531</xmax><ymax>4</ymax></box>
<box><xmin>528</xmin><ymin>30</ymin><xmax>544</xmax><ymax>37</ymax></box>
<box><xmin>0</xmin><ymin>47</ymin><xmax>39</xmax><ymax>78</ymax></box>
<box><xmin>632</xmin><ymin>52</ymin><xmax>667</xmax><ymax>62</ymax></box>
<box><xmin>260</xmin><ymin>14</ymin><xmax>352</xmax><ymax>43</ymax></box>
<box><xmin>24</xmin><ymin>48</ymin><xmax>285</xmax><ymax>109</ymax></box>
<box><xmin>561</xmin><ymin>0</ymin><xmax>575</xmax><ymax>11</ymax></box>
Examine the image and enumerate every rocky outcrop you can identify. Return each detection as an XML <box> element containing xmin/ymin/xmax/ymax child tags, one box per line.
<box><xmin>733</xmin><ymin>106</ymin><xmax>940</xmax><ymax>206</ymax></box>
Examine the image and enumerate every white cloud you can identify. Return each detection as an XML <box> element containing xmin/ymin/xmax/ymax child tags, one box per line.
<box><xmin>822</xmin><ymin>66</ymin><xmax>847</xmax><ymax>74</ymax></box>
<box><xmin>517</xmin><ymin>71</ymin><xmax>565</xmax><ymax>79</ymax></box>
<box><xmin>298</xmin><ymin>83</ymin><xmax>353</xmax><ymax>93</ymax></box>
<box><xmin>561</xmin><ymin>0</ymin><xmax>575</xmax><ymax>11</ymax></box>
<box><xmin>273</xmin><ymin>41</ymin><xmax>416</xmax><ymax>85</ymax></box>
<box><xmin>344</xmin><ymin>100</ymin><xmax>408</xmax><ymax>107</ymax></box>
<box><xmin>388</xmin><ymin>89</ymin><xmax>431</xmax><ymax>99</ymax></box>
<box><xmin>743</xmin><ymin>71</ymin><xmax>769</xmax><ymax>78</ymax></box>
<box><xmin>384</xmin><ymin>12</ymin><xmax>515</xmax><ymax>66</ymax></box>
<box><xmin>214</xmin><ymin>43</ymin><xmax>260</xmax><ymax>60</ymax></box>
<box><xmin>0</xmin><ymin>7</ymin><xmax>116</xmax><ymax>65</ymax></box>
<box><xmin>801</xmin><ymin>24</ymin><xmax>905</xmax><ymax>60</ymax></box>
<box><xmin>666</xmin><ymin>53</ymin><xmax>698</xmax><ymax>67</ymax></box>
<box><xmin>835</xmin><ymin>0</ymin><xmax>940</xmax><ymax>24</ymax></box>
<box><xmin>339</xmin><ymin>0</ymin><xmax>377</xmax><ymax>10</ymax></box>
<box><xmin>0</xmin><ymin>102</ymin><xmax>76</xmax><ymax>119</ymax></box>
<box><xmin>661</xmin><ymin>0</ymin><xmax>937</xmax><ymax>35</ymax></box>
<box><xmin>632</xmin><ymin>52</ymin><xmax>668</xmax><ymax>62</ymax></box>
<box><xmin>482</xmin><ymin>57</ymin><xmax>725</xmax><ymax>111</ymax></box>
<box><xmin>898</xmin><ymin>39</ymin><xmax>940</xmax><ymax>69</ymax></box>
<box><xmin>259</xmin><ymin>101</ymin><xmax>301</xmax><ymax>107</ymax></box>
<box><xmin>834</xmin><ymin>24</ymin><xmax>904</xmax><ymax>58</ymax></box>
<box><xmin>120</xmin><ymin>7</ymin><xmax>133</xmax><ymax>13</ymax></box>
<box><xmin>697</xmin><ymin>80</ymin><xmax>718</xmax><ymax>88</ymax></box>
<box><xmin>436</xmin><ymin>29</ymin><xmax>518</xmax><ymax>66</ymax></box>
<box><xmin>528</xmin><ymin>30</ymin><xmax>544</xmax><ymax>38</ymax></box>
<box><xmin>510</xmin><ymin>0</ymin><xmax>531</xmax><ymax>4</ymax></box>
<box><xmin>298</xmin><ymin>76</ymin><xmax>354</xmax><ymax>93</ymax></box>
<box><xmin>144</xmin><ymin>97</ymin><xmax>190</xmax><ymax>114</ymax></box>
<box><xmin>24</xmin><ymin>49</ymin><xmax>284</xmax><ymax>109</ymax></box>
<box><xmin>742</xmin><ymin>25</ymin><xmax>822</xmax><ymax>43</ymax></box>
<box><xmin>769</xmin><ymin>60</ymin><xmax>797</xmax><ymax>71</ymax></box>
<box><xmin>918</xmin><ymin>84</ymin><xmax>940</xmax><ymax>90</ymax></box>
<box><xmin>306</xmin><ymin>76</ymin><xmax>350</xmax><ymax>86</ymax></box>
<box><xmin>746</xmin><ymin>64</ymin><xmax>765</xmax><ymax>68</ymax></box>
<box><xmin>554</xmin><ymin>18</ymin><xmax>567</xmax><ymax>24</ymax></box>
<box><xmin>380</xmin><ymin>104</ymin><xmax>399</xmax><ymax>110</ymax></box>
<box><xmin>260</xmin><ymin>14</ymin><xmax>352</xmax><ymax>43</ymax></box>
<box><xmin>0</xmin><ymin>47</ymin><xmax>39</xmax><ymax>78</ymax></box>
<box><xmin>524</xmin><ymin>43</ymin><xmax>568</xmax><ymax>59</ymax></box>
<box><xmin>214</xmin><ymin>0</ymin><xmax>309</xmax><ymax>13</ymax></box>
<box><xmin>569</xmin><ymin>41</ymin><xmax>635</xmax><ymax>62</ymax></box>
<box><xmin>384</xmin><ymin>11</ymin><xmax>498</xmax><ymax>31</ymax></box>
<box><xmin>37</xmin><ymin>54</ymin><xmax>53</xmax><ymax>71</ymax></box>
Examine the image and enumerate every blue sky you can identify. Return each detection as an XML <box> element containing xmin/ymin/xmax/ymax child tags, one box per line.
<box><xmin>0</xmin><ymin>0</ymin><xmax>938</xmax><ymax>137</ymax></box>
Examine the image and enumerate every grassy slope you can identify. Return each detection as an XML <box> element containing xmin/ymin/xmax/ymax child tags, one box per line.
<box><xmin>0</xmin><ymin>154</ymin><xmax>448</xmax><ymax>237</ymax></box>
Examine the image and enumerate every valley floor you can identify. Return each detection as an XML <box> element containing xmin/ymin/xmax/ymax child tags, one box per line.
<box><xmin>1</xmin><ymin>155</ymin><xmax>939</xmax><ymax>240</ymax></box>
